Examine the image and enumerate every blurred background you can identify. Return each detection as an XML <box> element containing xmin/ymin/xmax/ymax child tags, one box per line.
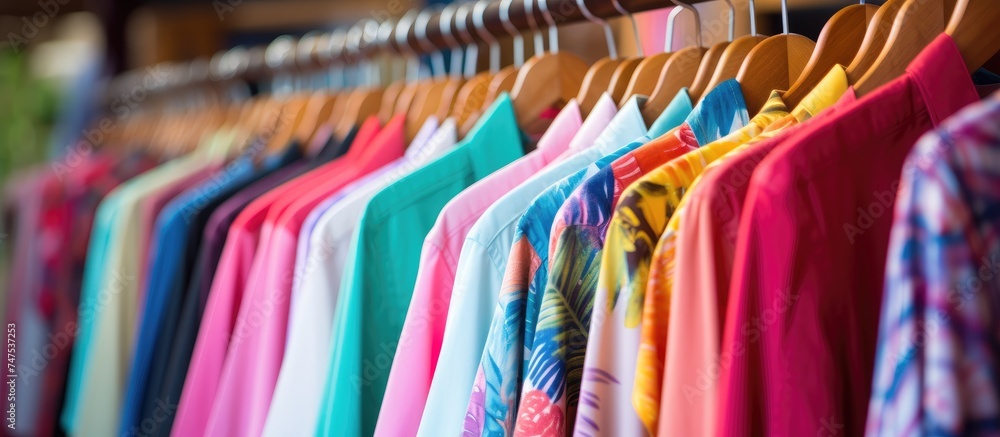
<box><xmin>0</xmin><ymin>0</ymin><xmax>875</xmax><ymax>303</ymax></box>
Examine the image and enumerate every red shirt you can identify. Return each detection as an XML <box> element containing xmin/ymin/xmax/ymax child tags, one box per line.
<box><xmin>720</xmin><ymin>34</ymin><xmax>983</xmax><ymax>437</ymax></box>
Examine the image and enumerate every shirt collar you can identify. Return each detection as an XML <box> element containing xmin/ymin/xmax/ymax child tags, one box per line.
<box><xmin>534</xmin><ymin>99</ymin><xmax>583</xmax><ymax>161</ymax></box>
<box><xmin>648</xmin><ymin>88</ymin><xmax>695</xmax><ymax>138</ymax></box>
<box><xmin>593</xmin><ymin>94</ymin><xmax>649</xmax><ymax>154</ymax></box>
<box><xmin>569</xmin><ymin>92</ymin><xmax>618</xmax><ymax>151</ymax></box>
<box><xmin>404</xmin><ymin>116</ymin><xmax>440</xmax><ymax>160</ymax></box>
<box><xmin>907</xmin><ymin>33</ymin><xmax>981</xmax><ymax>126</ymax></box>
<box><xmin>687</xmin><ymin>79</ymin><xmax>750</xmax><ymax>145</ymax></box>
<box><xmin>790</xmin><ymin>64</ymin><xmax>850</xmax><ymax>120</ymax></box>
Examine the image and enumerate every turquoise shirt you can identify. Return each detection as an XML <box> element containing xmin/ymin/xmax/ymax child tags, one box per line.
<box><xmin>649</xmin><ymin>87</ymin><xmax>696</xmax><ymax>136</ymax></box>
<box><xmin>315</xmin><ymin>95</ymin><xmax>525</xmax><ymax>437</ymax></box>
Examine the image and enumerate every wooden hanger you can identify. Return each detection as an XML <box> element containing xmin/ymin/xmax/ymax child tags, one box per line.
<box><xmin>736</xmin><ymin>0</ymin><xmax>816</xmax><ymax>115</ymax></box>
<box><xmin>677</xmin><ymin>0</ymin><xmax>736</xmax><ymax>103</ymax></box>
<box><xmin>843</xmin><ymin>0</ymin><xmax>903</xmax><ymax>87</ymax></box>
<box><xmin>454</xmin><ymin>0</ymin><xmax>513</xmax><ymax>128</ymax></box>
<box><xmin>404</xmin><ymin>9</ymin><xmax>446</xmax><ymax>139</ymax></box>
<box><xmin>852</xmin><ymin>0</ymin><xmax>956</xmax><ymax>95</ymax></box>
<box><xmin>696</xmin><ymin>0</ymin><xmax>769</xmax><ymax>103</ymax></box>
<box><xmin>782</xmin><ymin>1</ymin><xmax>878</xmax><ymax>108</ymax></box>
<box><xmin>264</xmin><ymin>95</ymin><xmax>312</xmax><ymax>153</ymax></box>
<box><xmin>575</xmin><ymin>0</ymin><xmax>626</xmax><ymax>117</ymax></box>
<box><xmin>510</xmin><ymin>0</ymin><xmax>588</xmax><ymax>130</ymax></box>
<box><xmin>947</xmin><ymin>0</ymin><xmax>1000</xmax><ymax>74</ymax></box>
<box><xmin>465</xmin><ymin>66</ymin><xmax>519</xmax><ymax>137</ymax></box>
<box><xmin>333</xmin><ymin>87</ymin><xmax>385</xmax><ymax>139</ymax></box>
<box><xmin>328</xmin><ymin>22</ymin><xmax>387</xmax><ymax>138</ymax></box>
<box><xmin>642</xmin><ymin>1</ymin><xmax>710</xmax><ymax>126</ymax></box>
<box><xmin>483</xmin><ymin>66</ymin><xmax>518</xmax><ymax>104</ymax></box>
<box><xmin>288</xmin><ymin>34</ymin><xmax>342</xmax><ymax>147</ymax></box>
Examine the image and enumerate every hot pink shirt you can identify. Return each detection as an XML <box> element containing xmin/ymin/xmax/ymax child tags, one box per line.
<box><xmin>720</xmin><ymin>35</ymin><xmax>982</xmax><ymax>437</ymax></box>
<box><xmin>171</xmin><ymin>119</ymin><xmax>381</xmax><ymax>437</ymax></box>
<box><xmin>374</xmin><ymin>102</ymin><xmax>583</xmax><ymax>437</ymax></box>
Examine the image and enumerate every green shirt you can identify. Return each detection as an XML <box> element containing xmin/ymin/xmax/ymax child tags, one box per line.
<box><xmin>316</xmin><ymin>94</ymin><xmax>525</xmax><ymax>437</ymax></box>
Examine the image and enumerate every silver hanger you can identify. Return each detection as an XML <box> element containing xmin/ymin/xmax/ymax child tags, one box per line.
<box><xmin>501</xmin><ymin>0</ymin><xmax>526</xmax><ymax>67</ymax></box>
<box><xmin>415</xmin><ymin>7</ymin><xmax>447</xmax><ymax>78</ymax></box>
<box><xmin>440</xmin><ymin>4</ymin><xmax>463</xmax><ymax>79</ymax></box>
<box><xmin>578</xmin><ymin>0</ymin><xmax>618</xmax><ymax>59</ymax></box>
<box><xmin>474</xmin><ymin>0</ymin><xmax>501</xmax><ymax>73</ymax></box>
<box><xmin>611</xmin><ymin>0</ymin><xmax>644</xmax><ymax>56</ymax></box>
<box><xmin>667</xmin><ymin>0</ymin><xmax>701</xmax><ymax>51</ymax></box>
<box><xmin>524</xmin><ymin>0</ymin><xmax>546</xmax><ymax>56</ymax></box>
<box><xmin>538</xmin><ymin>0</ymin><xmax>559</xmax><ymax>53</ymax></box>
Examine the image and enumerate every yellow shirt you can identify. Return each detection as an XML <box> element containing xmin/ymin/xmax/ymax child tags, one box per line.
<box><xmin>591</xmin><ymin>91</ymin><xmax>790</xmax><ymax>435</ymax></box>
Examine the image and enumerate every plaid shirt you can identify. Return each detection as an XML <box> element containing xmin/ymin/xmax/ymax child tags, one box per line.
<box><xmin>867</xmin><ymin>90</ymin><xmax>1000</xmax><ymax>436</ymax></box>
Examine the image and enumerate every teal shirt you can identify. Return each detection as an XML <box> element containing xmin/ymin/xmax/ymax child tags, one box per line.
<box><xmin>315</xmin><ymin>95</ymin><xmax>525</xmax><ymax>437</ymax></box>
<box><xmin>649</xmin><ymin>87</ymin><xmax>695</xmax><ymax>137</ymax></box>
<box><xmin>60</xmin><ymin>189</ymin><xmax>120</xmax><ymax>432</ymax></box>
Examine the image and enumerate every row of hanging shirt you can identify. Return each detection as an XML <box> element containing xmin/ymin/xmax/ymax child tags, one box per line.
<box><xmin>4</xmin><ymin>0</ymin><xmax>1000</xmax><ymax>436</ymax></box>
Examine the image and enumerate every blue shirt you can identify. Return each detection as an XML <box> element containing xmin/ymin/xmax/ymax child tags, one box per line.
<box><xmin>118</xmin><ymin>144</ymin><xmax>300</xmax><ymax>434</ymax></box>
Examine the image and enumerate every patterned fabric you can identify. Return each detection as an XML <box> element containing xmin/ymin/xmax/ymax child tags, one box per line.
<box><xmin>867</xmin><ymin>90</ymin><xmax>1000</xmax><ymax>436</ymax></box>
<box><xmin>464</xmin><ymin>149</ymin><xmax>646</xmax><ymax>437</ymax></box>
<box><xmin>459</xmin><ymin>95</ymin><xmax>668</xmax><ymax>437</ymax></box>
<box><xmin>656</xmin><ymin>66</ymin><xmax>849</xmax><ymax>437</ymax></box>
<box><xmin>516</xmin><ymin>80</ymin><xmax>749</xmax><ymax>436</ymax></box>
<box><xmin>39</xmin><ymin>151</ymin><xmax>155</xmax><ymax>437</ymax></box>
<box><xmin>578</xmin><ymin>93</ymin><xmax>788</xmax><ymax>437</ymax></box>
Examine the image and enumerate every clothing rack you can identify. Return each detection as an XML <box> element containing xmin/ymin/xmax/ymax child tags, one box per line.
<box><xmin>107</xmin><ymin>0</ymin><xmax>720</xmax><ymax>97</ymax></box>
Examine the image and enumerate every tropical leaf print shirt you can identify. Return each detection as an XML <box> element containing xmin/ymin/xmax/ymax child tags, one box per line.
<box><xmin>463</xmin><ymin>92</ymin><xmax>693</xmax><ymax>437</ymax></box>
<box><xmin>572</xmin><ymin>90</ymin><xmax>785</xmax><ymax>437</ymax></box>
<box><xmin>514</xmin><ymin>80</ymin><xmax>749</xmax><ymax>437</ymax></box>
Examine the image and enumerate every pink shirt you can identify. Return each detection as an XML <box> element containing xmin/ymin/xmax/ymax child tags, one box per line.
<box><xmin>171</xmin><ymin>119</ymin><xmax>381</xmax><ymax>437</ymax></box>
<box><xmin>203</xmin><ymin>116</ymin><xmax>405</xmax><ymax>437</ymax></box>
<box><xmin>374</xmin><ymin>102</ymin><xmax>583</xmax><ymax>437</ymax></box>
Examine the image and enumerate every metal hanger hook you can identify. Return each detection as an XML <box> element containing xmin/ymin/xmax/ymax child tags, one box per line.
<box><xmin>415</xmin><ymin>6</ymin><xmax>446</xmax><ymax>78</ymax></box>
<box><xmin>440</xmin><ymin>4</ymin><xmax>463</xmax><ymax>78</ymax></box>
<box><xmin>395</xmin><ymin>10</ymin><xmax>421</xmax><ymax>82</ymax></box>
<box><xmin>610</xmin><ymin>0</ymin><xmax>643</xmax><ymax>56</ymax></box>
<box><xmin>455</xmin><ymin>2</ymin><xmax>479</xmax><ymax>79</ymax></box>
<box><xmin>748</xmin><ymin>0</ymin><xmax>757</xmax><ymax>36</ymax></box>
<box><xmin>722</xmin><ymin>0</ymin><xmax>735</xmax><ymax>41</ymax></box>
<box><xmin>669</xmin><ymin>0</ymin><xmax>701</xmax><ymax>49</ymax></box>
<box><xmin>578</xmin><ymin>0</ymin><xmax>618</xmax><ymax>59</ymax></box>
<box><xmin>524</xmin><ymin>0</ymin><xmax>546</xmax><ymax>55</ymax></box>
<box><xmin>538</xmin><ymin>0</ymin><xmax>559</xmax><ymax>53</ymax></box>
<box><xmin>473</xmin><ymin>0</ymin><xmax>501</xmax><ymax>73</ymax></box>
<box><xmin>780</xmin><ymin>0</ymin><xmax>789</xmax><ymax>34</ymax></box>
<box><xmin>501</xmin><ymin>0</ymin><xmax>525</xmax><ymax>67</ymax></box>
